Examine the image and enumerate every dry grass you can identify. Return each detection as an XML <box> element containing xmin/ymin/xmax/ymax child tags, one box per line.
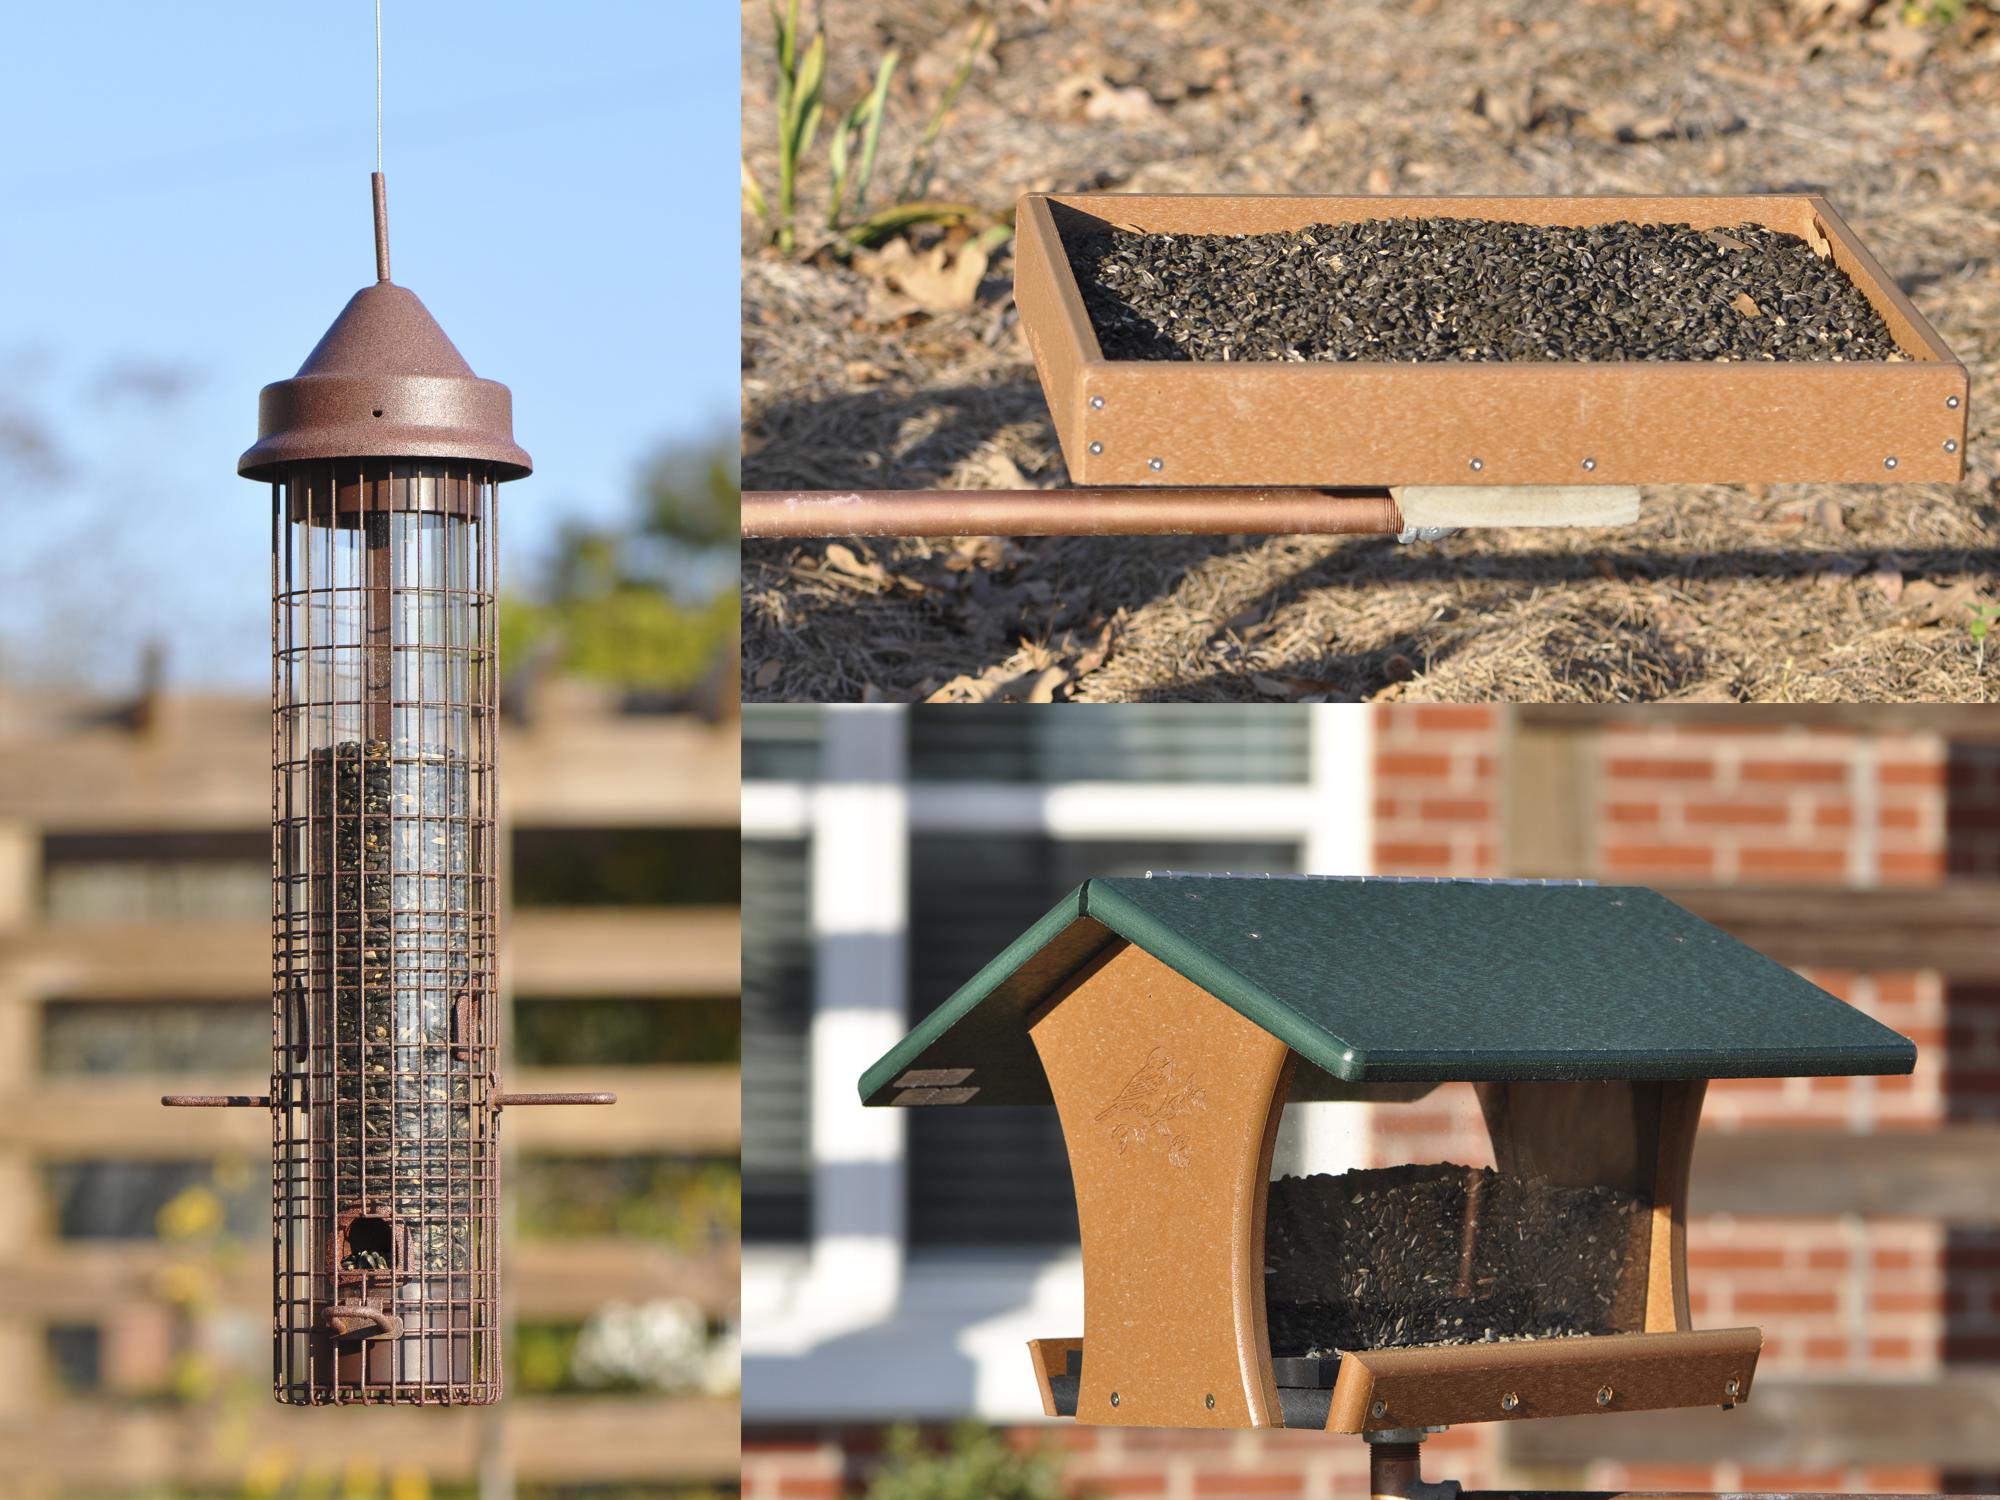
<box><xmin>741</xmin><ymin>0</ymin><xmax>2000</xmax><ymax>703</ymax></box>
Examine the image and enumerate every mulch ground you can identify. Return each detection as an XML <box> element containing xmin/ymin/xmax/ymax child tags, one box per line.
<box><xmin>741</xmin><ymin>0</ymin><xmax>2000</xmax><ymax>703</ymax></box>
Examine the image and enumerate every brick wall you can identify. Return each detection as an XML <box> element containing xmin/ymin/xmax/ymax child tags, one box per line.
<box><xmin>1371</xmin><ymin>706</ymin><xmax>1503</xmax><ymax>876</ymax></box>
<box><xmin>1598</xmin><ymin>723</ymin><xmax>1947</xmax><ymax>885</ymax></box>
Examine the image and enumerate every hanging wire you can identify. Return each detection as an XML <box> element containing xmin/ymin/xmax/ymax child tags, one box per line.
<box><xmin>375</xmin><ymin>0</ymin><xmax>383</xmax><ymax>174</ymax></box>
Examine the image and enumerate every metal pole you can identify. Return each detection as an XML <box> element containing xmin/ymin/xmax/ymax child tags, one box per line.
<box><xmin>741</xmin><ymin>488</ymin><xmax>1403</xmax><ymax>539</ymax></box>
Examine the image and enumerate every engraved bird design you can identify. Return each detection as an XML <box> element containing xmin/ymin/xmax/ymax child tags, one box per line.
<box><xmin>1095</xmin><ymin>1045</ymin><xmax>1207</xmax><ymax>1165</ymax></box>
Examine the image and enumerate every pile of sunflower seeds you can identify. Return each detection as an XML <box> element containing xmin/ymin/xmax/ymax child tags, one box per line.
<box><xmin>314</xmin><ymin>738</ymin><xmax>478</xmax><ymax>1275</ymax></box>
<box><xmin>1067</xmin><ymin>218</ymin><xmax>1900</xmax><ymax>363</ymax></box>
<box><xmin>1264</xmin><ymin>1163</ymin><xmax>1647</xmax><ymax>1356</ymax></box>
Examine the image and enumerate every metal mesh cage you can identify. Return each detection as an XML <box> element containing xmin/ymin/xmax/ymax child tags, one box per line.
<box><xmin>272</xmin><ymin>461</ymin><xmax>500</xmax><ymax>1403</ymax></box>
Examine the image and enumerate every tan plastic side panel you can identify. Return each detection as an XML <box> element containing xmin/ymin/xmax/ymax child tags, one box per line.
<box><xmin>1013</xmin><ymin>195</ymin><xmax>1095</xmax><ymax>481</ymax></box>
<box><xmin>1029</xmin><ymin>942</ymin><xmax>1293</xmax><ymax>1429</ymax></box>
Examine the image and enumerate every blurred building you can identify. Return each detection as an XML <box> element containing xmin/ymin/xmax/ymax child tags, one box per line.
<box><xmin>741</xmin><ymin>704</ymin><xmax>2000</xmax><ymax>1499</ymax></box>
<box><xmin>0</xmin><ymin>680</ymin><xmax>742</xmax><ymax>1499</ymax></box>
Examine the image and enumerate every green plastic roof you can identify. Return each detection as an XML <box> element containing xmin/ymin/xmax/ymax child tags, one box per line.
<box><xmin>859</xmin><ymin>875</ymin><xmax>1916</xmax><ymax>1106</ymax></box>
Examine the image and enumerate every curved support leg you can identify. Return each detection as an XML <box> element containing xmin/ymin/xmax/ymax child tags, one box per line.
<box><xmin>1029</xmin><ymin>940</ymin><xmax>1294</xmax><ymax>1428</ymax></box>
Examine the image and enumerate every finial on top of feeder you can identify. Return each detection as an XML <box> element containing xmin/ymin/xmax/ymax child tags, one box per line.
<box><xmin>371</xmin><ymin>171</ymin><xmax>391</xmax><ymax>283</ymax></box>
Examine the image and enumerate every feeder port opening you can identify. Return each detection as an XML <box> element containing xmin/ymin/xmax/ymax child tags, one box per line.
<box><xmin>340</xmin><ymin>1214</ymin><xmax>396</xmax><ymax>1273</ymax></box>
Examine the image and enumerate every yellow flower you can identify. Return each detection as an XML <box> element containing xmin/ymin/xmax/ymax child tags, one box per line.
<box><xmin>342</xmin><ymin>1456</ymin><xmax>384</xmax><ymax>1498</ymax></box>
<box><xmin>242</xmin><ymin>1447</ymin><xmax>295</xmax><ymax>1500</ymax></box>
<box><xmin>156</xmin><ymin>1185</ymin><xmax>223</xmax><ymax>1242</ymax></box>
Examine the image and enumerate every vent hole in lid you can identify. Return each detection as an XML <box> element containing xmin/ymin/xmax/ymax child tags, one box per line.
<box><xmin>372</xmin><ymin>408</ymin><xmax>385</xmax><ymax>418</ymax></box>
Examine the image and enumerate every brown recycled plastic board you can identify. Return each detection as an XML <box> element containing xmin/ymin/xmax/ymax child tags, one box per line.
<box><xmin>1013</xmin><ymin>192</ymin><xmax>1970</xmax><ymax>488</ymax></box>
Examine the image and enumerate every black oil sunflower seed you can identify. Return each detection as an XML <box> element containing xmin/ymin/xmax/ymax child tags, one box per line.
<box><xmin>1067</xmin><ymin>218</ymin><xmax>1898</xmax><ymax>364</ymax></box>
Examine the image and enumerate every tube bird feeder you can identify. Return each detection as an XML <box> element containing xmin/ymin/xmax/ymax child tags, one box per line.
<box><xmin>165</xmin><ymin>175</ymin><xmax>612</xmax><ymax>1406</ymax></box>
<box><xmin>860</xmin><ymin>873</ymin><xmax>1917</xmax><ymax>1491</ymax></box>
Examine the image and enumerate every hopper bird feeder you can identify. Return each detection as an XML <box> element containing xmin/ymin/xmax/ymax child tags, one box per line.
<box><xmin>742</xmin><ymin>192</ymin><xmax>1968</xmax><ymax>538</ymax></box>
<box><xmin>859</xmin><ymin>873</ymin><xmax>1916</xmax><ymax>1494</ymax></box>
<box><xmin>162</xmin><ymin>174</ymin><xmax>613</xmax><ymax>1406</ymax></box>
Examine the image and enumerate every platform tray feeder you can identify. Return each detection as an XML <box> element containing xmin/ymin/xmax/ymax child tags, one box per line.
<box><xmin>162</xmin><ymin>173</ymin><xmax>613</xmax><ymax>1407</ymax></box>
<box><xmin>1016</xmin><ymin>192</ymin><xmax>1969</xmax><ymax>494</ymax></box>
<box><xmin>743</xmin><ymin>192</ymin><xmax>1966</xmax><ymax>538</ymax></box>
<box><xmin>859</xmin><ymin>873</ymin><xmax>1916</xmax><ymax>1488</ymax></box>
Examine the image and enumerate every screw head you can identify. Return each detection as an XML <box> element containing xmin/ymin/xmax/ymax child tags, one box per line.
<box><xmin>1724</xmin><ymin>1377</ymin><xmax>1741</xmax><ymax>1398</ymax></box>
<box><xmin>1205</xmin><ymin>1393</ymin><xmax>1216</xmax><ymax>1410</ymax></box>
<box><xmin>1090</xmin><ymin>395</ymin><xmax>1106</xmax><ymax>410</ymax></box>
<box><xmin>1500</xmin><ymin>1392</ymin><xmax>1519</xmax><ymax>1412</ymax></box>
<box><xmin>1945</xmin><ymin>439</ymin><xmax>1959</xmax><ymax>454</ymax></box>
<box><xmin>1148</xmin><ymin>457</ymin><xmax>1164</xmax><ymax>472</ymax></box>
<box><xmin>1582</xmin><ymin>457</ymin><xmax>1597</xmax><ymax>472</ymax></box>
<box><xmin>1468</xmin><ymin>458</ymin><xmax>1484</xmax><ymax>472</ymax></box>
<box><xmin>1088</xmin><ymin>441</ymin><xmax>1104</xmax><ymax>456</ymax></box>
<box><xmin>1370</xmin><ymin>1399</ymin><xmax>1387</xmax><ymax>1419</ymax></box>
<box><xmin>1110</xmin><ymin>1391</ymin><xmax>1120</xmax><ymax>1408</ymax></box>
<box><xmin>1596</xmin><ymin>1386</ymin><xmax>1615</xmax><ymax>1408</ymax></box>
<box><xmin>1948</xmin><ymin>395</ymin><xmax>1961</xmax><ymax>409</ymax></box>
<box><xmin>1884</xmin><ymin>456</ymin><xmax>1899</xmax><ymax>469</ymax></box>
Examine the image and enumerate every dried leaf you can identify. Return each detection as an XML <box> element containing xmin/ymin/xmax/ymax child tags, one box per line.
<box><xmin>1899</xmin><ymin>579</ymin><xmax>1982</xmax><ymax>626</ymax></box>
<box><xmin>1072</xmin><ymin>618</ymin><xmax>1119</xmax><ymax>677</ymax></box>
<box><xmin>1731</xmin><ymin>291</ymin><xmax>1763</xmax><ymax>318</ymax></box>
<box><xmin>822</xmin><ymin>542</ymin><xmax>889</xmax><ymax>584</ymax></box>
<box><xmin>1024</xmin><ymin>666</ymin><xmax>1070</xmax><ymax>703</ymax></box>
<box><xmin>1869</xmin><ymin>562</ymin><xmax>1905</xmax><ymax>604</ymax></box>
<box><xmin>853</xmin><ymin>236</ymin><xmax>991</xmax><ymax>314</ymax></box>
<box><xmin>1051</xmin><ymin>71</ymin><xmax>1159</xmax><ymax>123</ymax></box>
<box><xmin>945</xmin><ymin>535</ymin><xmax>1024</xmax><ymax>572</ymax></box>
<box><xmin>925</xmin><ymin>673</ymin><xmax>999</xmax><ymax>704</ymax></box>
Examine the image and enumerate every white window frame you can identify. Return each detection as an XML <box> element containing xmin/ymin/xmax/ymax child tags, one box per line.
<box><xmin>741</xmin><ymin>705</ymin><xmax>1376</xmax><ymax>1421</ymax></box>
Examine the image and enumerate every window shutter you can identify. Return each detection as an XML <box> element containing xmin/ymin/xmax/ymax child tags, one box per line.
<box><xmin>742</xmin><ymin>837</ymin><xmax>813</xmax><ymax>1241</ymax></box>
<box><xmin>909</xmin><ymin>706</ymin><xmax>1312</xmax><ymax>783</ymax></box>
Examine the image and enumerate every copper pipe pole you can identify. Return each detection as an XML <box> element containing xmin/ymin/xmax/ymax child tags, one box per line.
<box><xmin>494</xmin><ymin>1092</ymin><xmax>618</xmax><ymax>1107</ymax></box>
<box><xmin>162</xmin><ymin>1094</ymin><xmax>273</xmax><ymax>1108</ymax></box>
<box><xmin>742</xmin><ymin>488</ymin><xmax>1402</xmax><ymax>538</ymax></box>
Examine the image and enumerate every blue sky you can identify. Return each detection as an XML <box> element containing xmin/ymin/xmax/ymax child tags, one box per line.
<box><xmin>0</xmin><ymin>2</ymin><xmax>738</xmax><ymax>688</ymax></box>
